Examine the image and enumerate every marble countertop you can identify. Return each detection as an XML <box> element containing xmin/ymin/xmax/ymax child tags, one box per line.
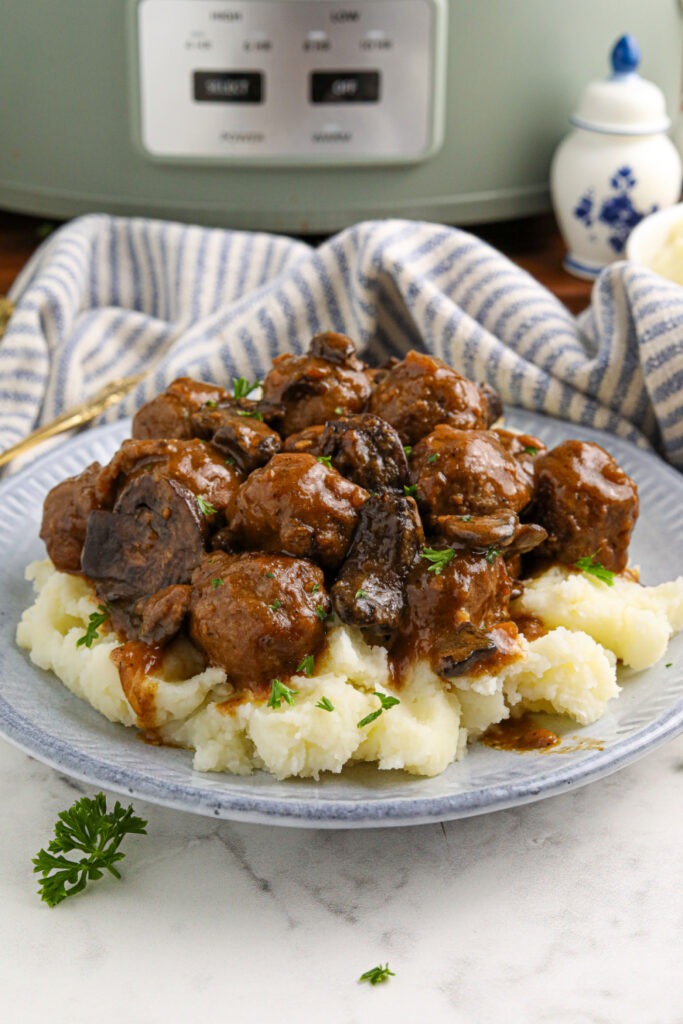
<box><xmin>1</xmin><ymin>733</ymin><xmax>681</xmax><ymax>1024</ymax></box>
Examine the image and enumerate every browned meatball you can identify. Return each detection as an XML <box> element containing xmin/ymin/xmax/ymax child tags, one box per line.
<box><xmin>96</xmin><ymin>438</ymin><xmax>243</xmax><ymax>518</ymax></box>
<box><xmin>40</xmin><ymin>462</ymin><xmax>103</xmax><ymax>573</ymax></box>
<box><xmin>368</xmin><ymin>350</ymin><xmax>496</xmax><ymax>445</ymax></box>
<box><xmin>494</xmin><ymin>428</ymin><xmax>547</xmax><ymax>488</ymax></box>
<box><xmin>525</xmin><ymin>440</ymin><xmax>639</xmax><ymax>573</ymax></box>
<box><xmin>229</xmin><ymin>453</ymin><xmax>368</xmax><ymax>570</ymax></box>
<box><xmin>411</xmin><ymin>425</ymin><xmax>533</xmax><ymax>520</ymax></box>
<box><xmin>132</xmin><ymin>377</ymin><xmax>231</xmax><ymax>439</ymax></box>
<box><xmin>393</xmin><ymin>547</ymin><xmax>513</xmax><ymax>677</ymax></box>
<box><xmin>261</xmin><ymin>332</ymin><xmax>371</xmax><ymax>436</ymax></box>
<box><xmin>189</xmin><ymin>552</ymin><xmax>329</xmax><ymax>688</ymax></box>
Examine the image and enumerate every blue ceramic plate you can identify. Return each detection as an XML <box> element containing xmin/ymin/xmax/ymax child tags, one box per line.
<box><xmin>1</xmin><ymin>411</ymin><xmax>682</xmax><ymax>828</ymax></box>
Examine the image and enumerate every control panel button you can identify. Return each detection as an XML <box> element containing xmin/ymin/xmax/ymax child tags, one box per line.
<box><xmin>310</xmin><ymin>70</ymin><xmax>380</xmax><ymax>104</ymax></box>
<box><xmin>193</xmin><ymin>71</ymin><xmax>264</xmax><ymax>103</ymax></box>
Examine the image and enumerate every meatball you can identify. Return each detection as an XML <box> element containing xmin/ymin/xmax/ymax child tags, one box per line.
<box><xmin>283</xmin><ymin>423</ymin><xmax>326</xmax><ymax>456</ymax></box>
<box><xmin>525</xmin><ymin>440</ymin><xmax>639</xmax><ymax>573</ymax></box>
<box><xmin>132</xmin><ymin>377</ymin><xmax>231</xmax><ymax>439</ymax></box>
<box><xmin>319</xmin><ymin>413</ymin><xmax>409</xmax><ymax>493</ymax></box>
<box><xmin>189</xmin><ymin>552</ymin><xmax>329</xmax><ymax>688</ymax></box>
<box><xmin>40</xmin><ymin>462</ymin><xmax>102</xmax><ymax>573</ymax></box>
<box><xmin>393</xmin><ymin>547</ymin><xmax>513</xmax><ymax>676</ymax></box>
<box><xmin>96</xmin><ymin>438</ymin><xmax>243</xmax><ymax>518</ymax></box>
<box><xmin>229</xmin><ymin>453</ymin><xmax>368</xmax><ymax>570</ymax></box>
<box><xmin>494</xmin><ymin>428</ymin><xmax>547</xmax><ymax>488</ymax></box>
<box><xmin>368</xmin><ymin>350</ymin><xmax>496</xmax><ymax>445</ymax></box>
<box><xmin>261</xmin><ymin>332</ymin><xmax>371</xmax><ymax>435</ymax></box>
<box><xmin>411</xmin><ymin>426</ymin><xmax>533</xmax><ymax>520</ymax></box>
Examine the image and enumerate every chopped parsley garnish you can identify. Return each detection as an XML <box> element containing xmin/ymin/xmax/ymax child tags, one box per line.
<box><xmin>334</xmin><ymin>406</ymin><xmax>343</xmax><ymax>415</ymax></box>
<box><xmin>296</xmin><ymin>654</ymin><xmax>315</xmax><ymax>677</ymax></box>
<box><xmin>403</xmin><ymin>445</ymin><xmax>413</xmax><ymax>457</ymax></box>
<box><xmin>421</xmin><ymin>547</ymin><xmax>455</xmax><ymax>575</ymax></box>
<box><xmin>523</xmin><ymin>445</ymin><xmax>539</xmax><ymax>456</ymax></box>
<box><xmin>76</xmin><ymin>605</ymin><xmax>110</xmax><ymax>649</ymax></box>
<box><xmin>32</xmin><ymin>793</ymin><xmax>147</xmax><ymax>907</ymax></box>
<box><xmin>485</xmin><ymin>546</ymin><xmax>501</xmax><ymax>564</ymax></box>
<box><xmin>211</xmin><ymin>578</ymin><xmax>224</xmax><ymax>589</ymax></box>
<box><xmin>666</xmin><ymin>662</ymin><xmax>673</xmax><ymax>668</ymax></box>
<box><xmin>355</xmin><ymin>588</ymin><xmax>368</xmax><ymax>600</ymax></box>
<box><xmin>268</xmin><ymin>599</ymin><xmax>283</xmax><ymax>611</ymax></box>
<box><xmin>459</xmin><ymin>514</ymin><xmax>473</xmax><ymax>522</ymax></box>
<box><xmin>203</xmin><ymin>399</ymin><xmax>217</xmax><ymax>409</ymax></box>
<box><xmin>225</xmin><ymin>457</ymin><xmax>236</xmax><ymax>467</ymax></box>
<box><xmin>197</xmin><ymin>495</ymin><xmax>218</xmax><ymax>516</ymax></box>
<box><xmin>317</xmin><ymin>455</ymin><xmax>333</xmax><ymax>468</ymax></box>
<box><xmin>427</xmin><ymin>452</ymin><xmax>440</xmax><ymax>464</ymax></box>
<box><xmin>403</xmin><ymin>484</ymin><xmax>418</xmax><ymax>498</ymax></box>
<box><xmin>267</xmin><ymin>679</ymin><xmax>298</xmax><ymax>709</ymax></box>
<box><xmin>311</xmin><ymin>583</ymin><xmax>320</xmax><ymax>594</ymax></box>
<box><xmin>357</xmin><ymin>692</ymin><xmax>401</xmax><ymax>728</ymax></box>
<box><xmin>359</xmin><ymin>963</ymin><xmax>395</xmax><ymax>986</ymax></box>
<box><xmin>236</xmin><ymin>409</ymin><xmax>264</xmax><ymax>421</ymax></box>
<box><xmin>232</xmin><ymin>376</ymin><xmax>261</xmax><ymax>400</ymax></box>
<box><xmin>315</xmin><ymin>605</ymin><xmax>329</xmax><ymax>621</ymax></box>
<box><xmin>575</xmin><ymin>554</ymin><xmax>615</xmax><ymax>586</ymax></box>
<box><xmin>315</xmin><ymin>696</ymin><xmax>335</xmax><ymax>712</ymax></box>
<box><xmin>265</xmin><ymin>571</ymin><xmax>275</xmax><ymax>579</ymax></box>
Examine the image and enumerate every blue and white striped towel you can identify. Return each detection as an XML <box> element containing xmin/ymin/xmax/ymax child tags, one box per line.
<box><xmin>3</xmin><ymin>213</ymin><xmax>683</xmax><ymax>469</ymax></box>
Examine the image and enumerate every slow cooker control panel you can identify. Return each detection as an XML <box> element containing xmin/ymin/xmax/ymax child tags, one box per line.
<box><xmin>135</xmin><ymin>0</ymin><xmax>446</xmax><ymax>163</ymax></box>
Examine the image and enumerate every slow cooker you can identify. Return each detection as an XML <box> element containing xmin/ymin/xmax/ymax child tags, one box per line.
<box><xmin>1</xmin><ymin>0</ymin><xmax>681</xmax><ymax>233</ymax></box>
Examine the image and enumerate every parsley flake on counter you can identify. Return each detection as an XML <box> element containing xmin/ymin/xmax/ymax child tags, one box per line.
<box><xmin>268</xmin><ymin>599</ymin><xmax>283</xmax><ymax>611</ymax></box>
<box><xmin>357</xmin><ymin>692</ymin><xmax>400</xmax><ymax>728</ymax></box>
<box><xmin>197</xmin><ymin>495</ymin><xmax>218</xmax><ymax>516</ymax></box>
<box><xmin>421</xmin><ymin>547</ymin><xmax>455</xmax><ymax>575</ymax></box>
<box><xmin>359</xmin><ymin>963</ymin><xmax>395</xmax><ymax>986</ymax></box>
<box><xmin>523</xmin><ymin>445</ymin><xmax>539</xmax><ymax>455</ymax></box>
<box><xmin>485</xmin><ymin>546</ymin><xmax>501</xmax><ymax>564</ymax></box>
<box><xmin>211</xmin><ymin>578</ymin><xmax>224</xmax><ymax>589</ymax></box>
<box><xmin>666</xmin><ymin>662</ymin><xmax>673</xmax><ymax>668</ymax></box>
<box><xmin>317</xmin><ymin>455</ymin><xmax>333</xmax><ymax>468</ymax></box>
<box><xmin>76</xmin><ymin>605</ymin><xmax>110</xmax><ymax>649</ymax></box>
<box><xmin>316</xmin><ymin>696</ymin><xmax>335</xmax><ymax>712</ymax></box>
<box><xmin>355</xmin><ymin>588</ymin><xmax>368</xmax><ymax>600</ymax></box>
<box><xmin>33</xmin><ymin>793</ymin><xmax>147</xmax><ymax>908</ymax></box>
<box><xmin>267</xmin><ymin>679</ymin><xmax>298</xmax><ymax>709</ymax></box>
<box><xmin>403</xmin><ymin>484</ymin><xmax>418</xmax><ymax>498</ymax></box>
<box><xmin>575</xmin><ymin>554</ymin><xmax>615</xmax><ymax>586</ymax></box>
<box><xmin>296</xmin><ymin>654</ymin><xmax>315</xmax><ymax>677</ymax></box>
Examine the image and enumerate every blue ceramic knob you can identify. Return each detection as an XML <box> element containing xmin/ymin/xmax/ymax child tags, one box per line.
<box><xmin>611</xmin><ymin>34</ymin><xmax>641</xmax><ymax>76</ymax></box>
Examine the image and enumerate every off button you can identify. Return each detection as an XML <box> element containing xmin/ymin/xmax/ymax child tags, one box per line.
<box><xmin>310</xmin><ymin>70</ymin><xmax>380</xmax><ymax>104</ymax></box>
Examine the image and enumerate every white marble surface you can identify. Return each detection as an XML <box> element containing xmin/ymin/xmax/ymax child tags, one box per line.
<box><xmin>2</xmin><ymin>733</ymin><xmax>682</xmax><ymax>1024</ymax></box>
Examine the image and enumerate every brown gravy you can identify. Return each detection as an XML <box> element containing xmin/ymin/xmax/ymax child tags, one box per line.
<box><xmin>480</xmin><ymin>713</ymin><xmax>560</xmax><ymax>752</ymax></box>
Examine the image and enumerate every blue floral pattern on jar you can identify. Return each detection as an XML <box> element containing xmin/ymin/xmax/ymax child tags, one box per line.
<box><xmin>573</xmin><ymin>166</ymin><xmax>658</xmax><ymax>253</ymax></box>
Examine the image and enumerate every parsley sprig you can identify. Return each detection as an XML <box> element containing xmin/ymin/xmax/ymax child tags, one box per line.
<box><xmin>421</xmin><ymin>547</ymin><xmax>455</xmax><ymax>575</ymax></box>
<box><xmin>358</xmin><ymin>692</ymin><xmax>400</xmax><ymax>728</ymax></box>
<box><xmin>359</xmin><ymin>963</ymin><xmax>395</xmax><ymax>986</ymax></box>
<box><xmin>575</xmin><ymin>553</ymin><xmax>615</xmax><ymax>586</ymax></box>
<box><xmin>197</xmin><ymin>495</ymin><xmax>218</xmax><ymax>516</ymax></box>
<box><xmin>296</xmin><ymin>654</ymin><xmax>315</xmax><ymax>677</ymax></box>
<box><xmin>316</xmin><ymin>696</ymin><xmax>335</xmax><ymax>712</ymax></box>
<box><xmin>232</xmin><ymin>376</ymin><xmax>261</xmax><ymax>399</ymax></box>
<box><xmin>267</xmin><ymin>679</ymin><xmax>298</xmax><ymax>709</ymax></box>
<box><xmin>32</xmin><ymin>793</ymin><xmax>147</xmax><ymax>907</ymax></box>
<box><xmin>76</xmin><ymin>605</ymin><xmax>110</xmax><ymax>649</ymax></box>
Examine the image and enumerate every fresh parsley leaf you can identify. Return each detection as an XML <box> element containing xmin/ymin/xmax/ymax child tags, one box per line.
<box><xmin>232</xmin><ymin>376</ymin><xmax>261</xmax><ymax>400</ymax></box>
<box><xmin>315</xmin><ymin>696</ymin><xmax>335</xmax><ymax>712</ymax></box>
<box><xmin>334</xmin><ymin>406</ymin><xmax>343</xmax><ymax>415</ymax></box>
<box><xmin>197</xmin><ymin>495</ymin><xmax>218</xmax><ymax>516</ymax></box>
<box><xmin>485</xmin><ymin>546</ymin><xmax>501</xmax><ymax>564</ymax></box>
<box><xmin>459</xmin><ymin>515</ymin><xmax>473</xmax><ymax>522</ymax></box>
<box><xmin>203</xmin><ymin>399</ymin><xmax>217</xmax><ymax>409</ymax></box>
<box><xmin>76</xmin><ymin>605</ymin><xmax>110</xmax><ymax>649</ymax></box>
<box><xmin>315</xmin><ymin>605</ymin><xmax>329</xmax><ymax>621</ymax></box>
<box><xmin>355</xmin><ymin>588</ymin><xmax>368</xmax><ymax>600</ymax></box>
<box><xmin>268</xmin><ymin>599</ymin><xmax>283</xmax><ymax>611</ymax></box>
<box><xmin>575</xmin><ymin>554</ymin><xmax>615</xmax><ymax>586</ymax></box>
<box><xmin>225</xmin><ymin>457</ymin><xmax>236</xmax><ymax>467</ymax></box>
<box><xmin>265</xmin><ymin>572</ymin><xmax>275</xmax><ymax>579</ymax></box>
<box><xmin>237</xmin><ymin>409</ymin><xmax>264</xmax><ymax>421</ymax></box>
<box><xmin>427</xmin><ymin>452</ymin><xmax>440</xmax><ymax>464</ymax></box>
<box><xmin>403</xmin><ymin>445</ymin><xmax>413</xmax><ymax>457</ymax></box>
<box><xmin>296</xmin><ymin>654</ymin><xmax>315</xmax><ymax>677</ymax></box>
<box><xmin>317</xmin><ymin>455</ymin><xmax>333</xmax><ymax>468</ymax></box>
<box><xmin>665</xmin><ymin>662</ymin><xmax>673</xmax><ymax>668</ymax></box>
<box><xmin>421</xmin><ymin>547</ymin><xmax>455</xmax><ymax>575</ymax></box>
<box><xmin>403</xmin><ymin>484</ymin><xmax>418</xmax><ymax>497</ymax></box>
<box><xmin>211</xmin><ymin>578</ymin><xmax>223</xmax><ymax>589</ymax></box>
<box><xmin>523</xmin><ymin>445</ymin><xmax>539</xmax><ymax>456</ymax></box>
<box><xmin>32</xmin><ymin>793</ymin><xmax>147</xmax><ymax>907</ymax></box>
<box><xmin>267</xmin><ymin>679</ymin><xmax>298</xmax><ymax>709</ymax></box>
<box><xmin>357</xmin><ymin>692</ymin><xmax>400</xmax><ymax>728</ymax></box>
<box><xmin>359</xmin><ymin>963</ymin><xmax>395</xmax><ymax>986</ymax></box>
<box><xmin>311</xmin><ymin>583</ymin><xmax>320</xmax><ymax>594</ymax></box>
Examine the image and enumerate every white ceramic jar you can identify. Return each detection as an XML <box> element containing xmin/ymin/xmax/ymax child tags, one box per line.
<box><xmin>551</xmin><ymin>34</ymin><xmax>682</xmax><ymax>280</ymax></box>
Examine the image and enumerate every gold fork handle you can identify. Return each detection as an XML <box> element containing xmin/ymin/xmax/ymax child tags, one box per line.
<box><xmin>0</xmin><ymin>374</ymin><xmax>145</xmax><ymax>470</ymax></box>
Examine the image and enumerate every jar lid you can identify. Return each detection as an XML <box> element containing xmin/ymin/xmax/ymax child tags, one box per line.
<box><xmin>570</xmin><ymin>35</ymin><xmax>671</xmax><ymax>135</ymax></box>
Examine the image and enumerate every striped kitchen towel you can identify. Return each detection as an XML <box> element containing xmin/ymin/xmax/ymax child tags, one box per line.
<box><xmin>3</xmin><ymin>213</ymin><xmax>683</xmax><ymax>469</ymax></box>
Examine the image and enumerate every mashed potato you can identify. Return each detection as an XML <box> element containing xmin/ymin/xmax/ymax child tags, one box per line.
<box><xmin>16</xmin><ymin>559</ymin><xmax>683</xmax><ymax>779</ymax></box>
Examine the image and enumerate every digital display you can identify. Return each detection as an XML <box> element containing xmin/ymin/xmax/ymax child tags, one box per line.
<box><xmin>193</xmin><ymin>71</ymin><xmax>264</xmax><ymax>103</ymax></box>
<box><xmin>310</xmin><ymin>71</ymin><xmax>380</xmax><ymax>104</ymax></box>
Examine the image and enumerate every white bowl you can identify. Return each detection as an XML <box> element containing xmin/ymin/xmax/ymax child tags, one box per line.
<box><xmin>625</xmin><ymin>201</ymin><xmax>683</xmax><ymax>278</ymax></box>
